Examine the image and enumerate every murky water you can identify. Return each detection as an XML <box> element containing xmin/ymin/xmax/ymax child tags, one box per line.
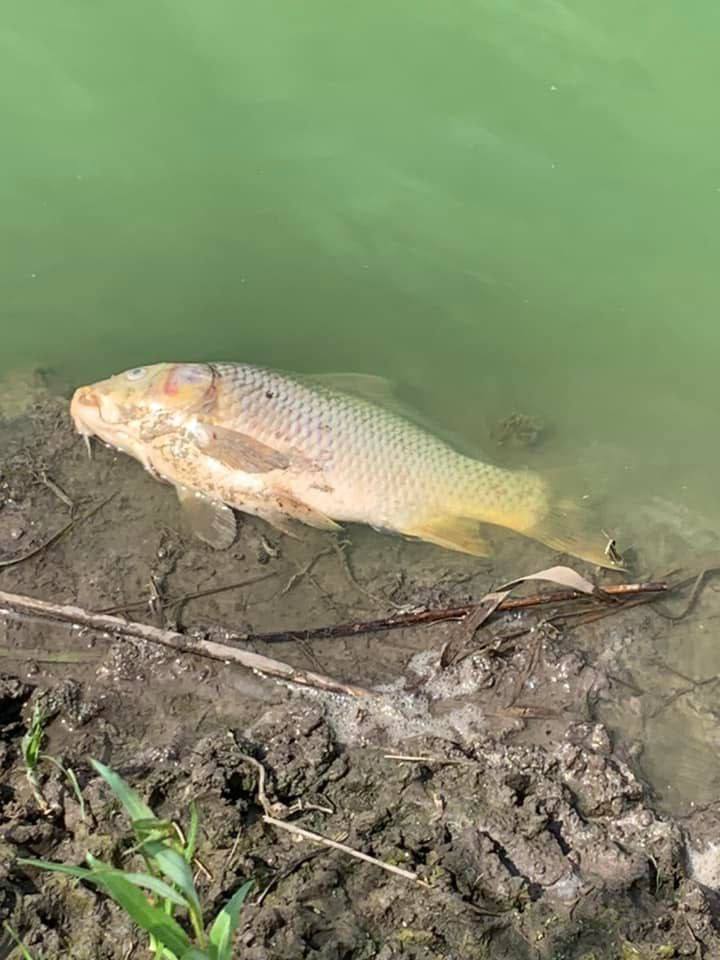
<box><xmin>3</xmin><ymin>1</ymin><xmax>720</xmax><ymax>807</ymax></box>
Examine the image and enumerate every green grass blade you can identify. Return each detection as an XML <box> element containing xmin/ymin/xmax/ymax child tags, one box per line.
<box><xmin>143</xmin><ymin>842</ymin><xmax>203</xmax><ymax>919</ymax></box>
<box><xmin>62</xmin><ymin>764</ymin><xmax>86</xmax><ymax>821</ymax></box>
<box><xmin>17</xmin><ymin>857</ymin><xmax>94</xmax><ymax>880</ymax></box>
<box><xmin>91</xmin><ymin>870</ymin><xmax>191</xmax><ymax>957</ymax></box>
<box><xmin>180</xmin><ymin>950</ymin><xmax>211</xmax><ymax>960</ymax></box>
<box><xmin>184</xmin><ymin>802</ymin><xmax>199</xmax><ymax>864</ymax></box>
<box><xmin>133</xmin><ymin>818</ymin><xmax>175</xmax><ymax>835</ymax></box>
<box><xmin>89</xmin><ymin>758</ymin><xmax>155</xmax><ymax>822</ymax></box>
<box><xmin>20</xmin><ymin>856</ymin><xmax>190</xmax><ymax>955</ymax></box>
<box><xmin>2</xmin><ymin>921</ymin><xmax>39</xmax><ymax>960</ymax></box>
<box><xmin>207</xmin><ymin>881</ymin><xmax>253</xmax><ymax>959</ymax></box>
<box><xmin>113</xmin><ymin>871</ymin><xmax>190</xmax><ymax>910</ymax></box>
<box><xmin>40</xmin><ymin>755</ymin><xmax>86</xmax><ymax>821</ymax></box>
<box><xmin>21</xmin><ymin>705</ymin><xmax>45</xmax><ymax>772</ymax></box>
<box><xmin>148</xmin><ymin>933</ymin><xmax>170</xmax><ymax>960</ymax></box>
<box><xmin>85</xmin><ymin>855</ymin><xmax>190</xmax><ymax>909</ymax></box>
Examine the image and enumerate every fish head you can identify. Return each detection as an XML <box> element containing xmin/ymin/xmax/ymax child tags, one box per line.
<box><xmin>70</xmin><ymin>362</ymin><xmax>217</xmax><ymax>458</ymax></box>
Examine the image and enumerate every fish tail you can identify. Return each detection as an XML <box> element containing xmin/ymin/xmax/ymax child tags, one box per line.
<box><xmin>441</xmin><ymin>463</ymin><xmax>622</xmax><ymax>569</ymax></box>
<box><xmin>518</xmin><ymin>492</ymin><xmax>622</xmax><ymax>569</ymax></box>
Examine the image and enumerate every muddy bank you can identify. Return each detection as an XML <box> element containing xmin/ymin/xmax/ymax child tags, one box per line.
<box><xmin>1</xmin><ymin>386</ymin><xmax>720</xmax><ymax>958</ymax></box>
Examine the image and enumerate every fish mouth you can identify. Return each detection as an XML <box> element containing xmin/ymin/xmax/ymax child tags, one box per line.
<box><xmin>70</xmin><ymin>385</ymin><xmax>126</xmax><ymax>441</ymax></box>
<box><xmin>70</xmin><ymin>387</ymin><xmax>101</xmax><ymax>437</ymax></box>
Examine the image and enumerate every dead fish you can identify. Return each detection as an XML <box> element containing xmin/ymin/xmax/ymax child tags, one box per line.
<box><xmin>69</xmin><ymin>361</ymin><xmax>619</xmax><ymax>567</ymax></box>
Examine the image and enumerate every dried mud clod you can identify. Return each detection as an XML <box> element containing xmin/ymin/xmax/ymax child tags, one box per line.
<box><xmin>0</xmin><ymin>682</ymin><xmax>710</xmax><ymax>960</ymax></box>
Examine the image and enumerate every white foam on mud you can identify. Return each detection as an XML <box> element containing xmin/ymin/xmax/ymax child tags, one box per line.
<box><xmin>308</xmin><ymin>647</ymin><xmax>499</xmax><ymax>747</ymax></box>
<box><xmin>687</xmin><ymin>839</ymin><xmax>720</xmax><ymax>890</ymax></box>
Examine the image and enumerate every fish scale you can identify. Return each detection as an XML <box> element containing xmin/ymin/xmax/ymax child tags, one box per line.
<box><xmin>69</xmin><ymin>361</ymin><xmax>618</xmax><ymax>567</ymax></box>
<box><xmin>209</xmin><ymin>363</ymin><xmax>538</xmax><ymax>525</ymax></box>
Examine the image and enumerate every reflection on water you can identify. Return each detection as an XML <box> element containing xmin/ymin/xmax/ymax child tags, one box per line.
<box><xmin>2</xmin><ymin>0</ymin><xmax>720</xmax><ymax>809</ymax></box>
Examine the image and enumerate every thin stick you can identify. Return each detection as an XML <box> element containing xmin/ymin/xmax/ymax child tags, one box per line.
<box><xmin>95</xmin><ymin>571</ymin><xmax>276</xmax><ymax>615</ymax></box>
<box><xmin>333</xmin><ymin>538</ymin><xmax>389</xmax><ymax>607</ymax></box>
<box><xmin>651</xmin><ymin>569</ymin><xmax>708</xmax><ymax>622</ymax></box>
<box><xmin>0</xmin><ymin>494</ymin><xmax>115</xmax><ymax>569</ymax></box>
<box><xmin>231</xmin><ymin>747</ymin><xmax>282</xmax><ymax>816</ymax></box>
<box><xmin>33</xmin><ymin>470</ymin><xmax>75</xmax><ymax>510</ymax></box>
<box><xmin>228</xmin><ymin>581</ymin><xmax>668</xmax><ymax>646</ymax></box>
<box><xmin>551</xmin><ymin>591</ymin><xmax>663</xmax><ymax>628</ymax></box>
<box><xmin>384</xmin><ymin>753</ymin><xmax>479</xmax><ymax>767</ymax></box>
<box><xmin>0</xmin><ymin>589</ymin><xmax>371</xmax><ymax>698</ymax></box>
<box><xmin>263</xmin><ymin>815</ymin><xmax>428</xmax><ymax>886</ymax></box>
<box><xmin>280</xmin><ymin>547</ymin><xmax>334</xmax><ymax>597</ymax></box>
<box><xmin>0</xmin><ymin>517</ymin><xmax>75</xmax><ymax>568</ymax></box>
<box><xmin>229</xmin><ymin>735</ymin><xmax>334</xmax><ymax>818</ymax></box>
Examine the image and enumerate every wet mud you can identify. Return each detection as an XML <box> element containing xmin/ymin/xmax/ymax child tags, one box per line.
<box><xmin>1</xmin><ymin>377</ymin><xmax>720</xmax><ymax>958</ymax></box>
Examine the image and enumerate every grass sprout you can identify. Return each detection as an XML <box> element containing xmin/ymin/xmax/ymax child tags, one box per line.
<box><xmin>18</xmin><ymin>759</ymin><xmax>252</xmax><ymax>959</ymax></box>
<box><xmin>21</xmin><ymin>704</ymin><xmax>85</xmax><ymax>819</ymax></box>
<box><xmin>2</xmin><ymin>921</ymin><xmax>41</xmax><ymax>959</ymax></box>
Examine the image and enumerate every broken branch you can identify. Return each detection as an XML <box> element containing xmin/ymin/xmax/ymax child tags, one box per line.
<box><xmin>263</xmin><ymin>815</ymin><xmax>429</xmax><ymax>887</ymax></box>
<box><xmin>228</xmin><ymin>580</ymin><xmax>668</xmax><ymax>646</ymax></box>
<box><xmin>0</xmin><ymin>588</ymin><xmax>371</xmax><ymax>698</ymax></box>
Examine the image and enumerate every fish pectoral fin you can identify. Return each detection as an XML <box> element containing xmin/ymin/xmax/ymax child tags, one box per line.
<box><xmin>401</xmin><ymin>514</ymin><xmax>492</xmax><ymax>557</ymax></box>
<box><xmin>195</xmin><ymin>423</ymin><xmax>290</xmax><ymax>473</ymax></box>
<box><xmin>176</xmin><ymin>485</ymin><xmax>237</xmax><ymax>550</ymax></box>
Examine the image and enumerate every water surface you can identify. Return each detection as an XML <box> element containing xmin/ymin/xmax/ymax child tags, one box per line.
<box><xmin>3</xmin><ymin>0</ymin><xmax>720</xmax><ymax>806</ymax></box>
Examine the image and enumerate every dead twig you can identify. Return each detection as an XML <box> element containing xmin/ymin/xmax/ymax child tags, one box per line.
<box><xmin>192</xmin><ymin>858</ymin><xmax>213</xmax><ymax>883</ymax></box>
<box><xmin>33</xmin><ymin>469</ymin><xmax>75</xmax><ymax>511</ymax></box>
<box><xmin>485</xmin><ymin>704</ymin><xmax>560</xmax><ymax>720</ymax></box>
<box><xmin>384</xmin><ymin>753</ymin><xmax>480</xmax><ymax>767</ymax></box>
<box><xmin>263</xmin><ymin>815</ymin><xmax>429</xmax><ymax>887</ymax></box>
<box><xmin>95</xmin><ymin>572</ymin><xmax>276</xmax><ymax>615</ymax></box>
<box><xmin>238</xmin><ymin>741</ymin><xmax>425</xmax><ymax>894</ymax></box>
<box><xmin>231</xmin><ymin>744</ymin><xmax>284</xmax><ymax>817</ymax></box>
<box><xmin>0</xmin><ymin>494</ymin><xmax>115</xmax><ymax>569</ymax></box>
<box><xmin>0</xmin><ymin>588</ymin><xmax>372</xmax><ymax>698</ymax></box>
<box><xmin>551</xmin><ymin>590</ymin><xmax>667</xmax><ymax>628</ymax></box>
<box><xmin>0</xmin><ymin>517</ymin><xmax>76</xmax><ymax>569</ymax></box>
<box><xmin>229</xmin><ymin>734</ymin><xmax>333</xmax><ymax>819</ymax></box>
<box><xmin>333</xmin><ymin>537</ymin><xmax>391</xmax><ymax>607</ymax></box>
<box><xmin>652</xmin><ymin>569</ymin><xmax>708</xmax><ymax>622</ymax></box>
<box><xmin>280</xmin><ymin>546</ymin><xmax>334</xmax><ymax>597</ymax></box>
<box><xmin>230</xmin><ymin>580</ymin><xmax>668</xmax><ymax>646</ymax></box>
<box><xmin>647</xmin><ymin>667</ymin><xmax>720</xmax><ymax>719</ymax></box>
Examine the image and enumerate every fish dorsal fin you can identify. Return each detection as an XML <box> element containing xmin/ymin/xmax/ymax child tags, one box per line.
<box><xmin>310</xmin><ymin>373</ymin><xmax>403</xmax><ymax>409</ymax></box>
<box><xmin>176</xmin><ymin>485</ymin><xmax>237</xmax><ymax>549</ymax></box>
<box><xmin>194</xmin><ymin>422</ymin><xmax>290</xmax><ymax>473</ymax></box>
<box><xmin>309</xmin><ymin>372</ymin><xmax>485</xmax><ymax>458</ymax></box>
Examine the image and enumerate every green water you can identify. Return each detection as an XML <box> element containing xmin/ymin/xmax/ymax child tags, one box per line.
<box><xmin>3</xmin><ymin>2</ymin><xmax>720</xmax><ymax>801</ymax></box>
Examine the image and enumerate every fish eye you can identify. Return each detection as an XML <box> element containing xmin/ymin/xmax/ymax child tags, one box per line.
<box><xmin>125</xmin><ymin>367</ymin><xmax>147</xmax><ymax>382</ymax></box>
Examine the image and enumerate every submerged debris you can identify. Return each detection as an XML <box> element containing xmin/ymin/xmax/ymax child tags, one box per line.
<box><xmin>492</xmin><ymin>411</ymin><xmax>546</xmax><ymax>448</ymax></box>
